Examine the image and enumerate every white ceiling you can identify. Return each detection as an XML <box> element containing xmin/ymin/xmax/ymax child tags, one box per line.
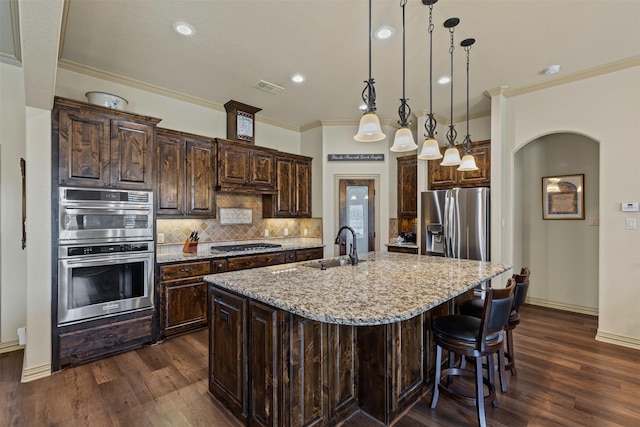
<box><xmin>4</xmin><ymin>0</ymin><xmax>640</xmax><ymax>129</ymax></box>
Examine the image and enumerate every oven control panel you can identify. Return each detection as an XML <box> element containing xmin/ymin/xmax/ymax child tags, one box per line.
<box><xmin>64</xmin><ymin>243</ymin><xmax>151</xmax><ymax>257</ymax></box>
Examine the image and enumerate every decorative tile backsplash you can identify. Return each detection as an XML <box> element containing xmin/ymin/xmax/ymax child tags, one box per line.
<box><xmin>157</xmin><ymin>193</ymin><xmax>323</xmax><ymax>245</ymax></box>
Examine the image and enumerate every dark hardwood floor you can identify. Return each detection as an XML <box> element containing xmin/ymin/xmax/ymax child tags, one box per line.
<box><xmin>2</xmin><ymin>305</ymin><xmax>639</xmax><ymax>426</ymax></box>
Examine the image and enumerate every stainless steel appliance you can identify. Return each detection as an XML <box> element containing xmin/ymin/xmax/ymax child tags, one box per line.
<box><xmin>57</xmin><ymin>187</ymin><xmax>154</xmax><ymax>325</ymax></box>
<box><xmin>421</xmin><ymin>187</ymin><xmax>490</xmax><ymax>261</ymax></box>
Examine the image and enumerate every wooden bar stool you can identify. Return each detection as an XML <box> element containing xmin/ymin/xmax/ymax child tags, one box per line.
<box><xmin>430</xmin><ymin>278</ymin><xmax>515</xmax><ymax>427</ymax></box>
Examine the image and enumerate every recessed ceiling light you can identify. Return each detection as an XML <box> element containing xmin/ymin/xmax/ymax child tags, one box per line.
<box><xmin>374</xmin><ymin>26</ymin><xmax>395</xmax><ymax>40</ymax></box>
<box><xmin>173</xmin><ymin>22</ymin><xmax>195</xmax><ymax>36</ymax></box>
<box><xmin>543</xmin><ymin>64</ymin><xmax>561</xmax><ymax>75</ymax></box>
<box><xmin>438</xmin><ymin>76</ymin><xmax>451</xmax><ymax>85</ymax></box>
<box><xmin>291</xmin><ymin>74</ymin><xmax>305</xmax><ymax>83</ymax></box>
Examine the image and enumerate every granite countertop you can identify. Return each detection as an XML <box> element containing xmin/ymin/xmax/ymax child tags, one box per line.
<box><xmin>156</xmin><ymin>242</ymin><xmax>325</xmax><ymax>264</ymax></box>
<box><xmin>205</xmin><ymin>252</ymin><xmax>511</xmax><ymax>326</ymax></box>
<box><xmin>385</xmin><ymin>242</ymin><xmax>419</xmax><ymax>249</ymax></box>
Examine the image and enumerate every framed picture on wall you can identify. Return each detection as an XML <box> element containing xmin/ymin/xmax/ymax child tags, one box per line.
<box><xmin>542</xmin><ymin>174</ymin><xmax>584</xmax><ymax>220</ymax></box>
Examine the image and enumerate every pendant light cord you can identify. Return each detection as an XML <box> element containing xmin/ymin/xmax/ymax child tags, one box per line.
<box><xmin>397</xmin><ymin>0</ymin><xmax>411</xmax><ymax>127</ymax></box>
<box><xmin>445</xmin><ymin>21</ymin><xmax>457</xmax><ymax>147</ymax></box>
<box><xmin>424</xmin><ymin>3</ymin><xmax>437</xmax><ymax>139</ymax></box>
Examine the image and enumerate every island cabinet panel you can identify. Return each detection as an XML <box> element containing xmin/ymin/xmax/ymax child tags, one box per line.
<box><xmin>54</xmin><ymin>97</ymin><xmax>160</xmax><ymax>190</ymax></box>
<box><xmin>356</xmin><ymin>314</ymin><xmax>427</xmax><ymax>425</ymax></box>
<box><xmin>285</xmin><ymin>316</ymin><xmax>329</xmax><ymax>427</ymax></box>
<box><xmin>248</xmin><ymin>301</ymin><xmax>280</xmax><ymax>427</ymax></box>
<box><xmin>209</xmin><ymin>287</ymin><xmax>248</xmax><ymax>423</ymax></box>
<box><xmin>159</xmin><ymin>260</ymin><xmax>212</xmax><ymax>337</ymax></box>
<box><xmin>327</xmin><ymin>324</ymin><xmax>358</xmax><ymax>423</ymax></box>
<box><xmin>294</xmin><ymin>247</ymin><xmax>324</xmax><ymax>262</ymax></box>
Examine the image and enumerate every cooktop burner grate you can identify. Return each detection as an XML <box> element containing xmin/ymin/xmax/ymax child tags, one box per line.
<box><xmin>210</xmin><ymin>243</ymin><xmax>282</xmax><ymax>252</ymax></box>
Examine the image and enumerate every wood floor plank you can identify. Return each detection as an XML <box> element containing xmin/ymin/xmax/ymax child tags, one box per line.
<box><xmin>2</xmin><ymin>305</ymin><xmax>640</xmax><ymax>426</ymax></box>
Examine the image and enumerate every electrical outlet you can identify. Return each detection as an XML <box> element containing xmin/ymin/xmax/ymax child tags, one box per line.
<box><xmin>157</xmin><ymin>233</ymin><xmax>165</xmax><ymax>243</ymax></box>
<box><xmin>626</xmin><ymin>218</ymin><xmax>637</xmax><ymax>230</ymax></box>
<box><xmin>284</xmin><ymin>228</ymin><xmax>289</xmax><ymax>236</ymax></box>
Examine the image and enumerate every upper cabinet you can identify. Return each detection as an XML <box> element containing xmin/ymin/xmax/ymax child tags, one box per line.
<box><xmin>397</xmin><ymin>155</ymin><xmax>417</xmax><ymax>218</ymax></box>
<box><xmin>156</xmin><ymin>128</ymin><xmax>216</xmax><ymax>218</ymax></box>
<box><xmin>263</xmin><ymin>153</ymin><xmax>312</xmax><ymax>218</ymax></box>
<box><xmin>216</xmin><ymin>138</ymin><xmax>276</xmax><ymax>193</ymax></box>
<box><xmin>427</xmin><ymin>140</ymin><xmax>491</xmax><ymax>190</ymax></box>
<box><xmin>54</xmin><ymin>97</ymin><xmax>160</xmax><ymax>190</ymax></box>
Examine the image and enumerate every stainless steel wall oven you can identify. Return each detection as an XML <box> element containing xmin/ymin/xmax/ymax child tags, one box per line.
<box><xmin>57</xmin><ymin>187</ymin><xmax>154</xmax><ymax>325</ymax></box>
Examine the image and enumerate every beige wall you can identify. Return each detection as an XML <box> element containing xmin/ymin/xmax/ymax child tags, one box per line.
<box><xmin>494</xmin><ymin>65</ymin><xmax>640</xmax><ymax>348</ymax></box>
<box><xmin>0</xmin><ymin>62</ymin><xmax>27</xmax><ymax>349</ymax></box>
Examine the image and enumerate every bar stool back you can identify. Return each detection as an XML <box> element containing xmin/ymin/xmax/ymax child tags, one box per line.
<box><xmin>430</xmin><ymin>278</ymin><xmax>515</xmax><ymax>427</ymax></box>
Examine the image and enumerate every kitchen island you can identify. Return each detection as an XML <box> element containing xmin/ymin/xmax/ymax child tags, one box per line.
<box><xmin>205</xmin><ymin>252</ymin><xmax>511</xmax><ymax>426</ymax></box>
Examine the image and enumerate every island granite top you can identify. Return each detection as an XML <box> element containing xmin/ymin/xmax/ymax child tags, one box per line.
<box><xmin>205</xmin><ymin>252</ymin><xmax>511</xmax><ymax>326</ymax></box>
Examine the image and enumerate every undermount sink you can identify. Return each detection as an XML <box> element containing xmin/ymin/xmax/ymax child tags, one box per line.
<box><xmin>304</xmin><ymin>258</ymin><xmax>365</xmax><ymax>269</ymax></box>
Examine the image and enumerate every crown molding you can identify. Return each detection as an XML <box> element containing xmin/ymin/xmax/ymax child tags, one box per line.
<box><xmin>57</xmin><ymin>59</ymin><xmax>299</xmax><ymax>132</ymax></box>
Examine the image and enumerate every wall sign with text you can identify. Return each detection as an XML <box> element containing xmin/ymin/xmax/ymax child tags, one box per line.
<box><xmin>328</xmin><ymin>154</ymin><xmax>385</xmax><ymax>161</ymax></box>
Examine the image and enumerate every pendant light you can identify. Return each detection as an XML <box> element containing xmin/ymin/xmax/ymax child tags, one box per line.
<box><xmin>440</xmin><ymin>17</ymin><xmax>462</xmax><ymax>167</ymax></box>
<box><xmin>390</xmin><ymin>0</ymin><xmax>417</xmax><ymax>152</ymax></box>
<box><xmin>418</xmin><ymin>0</ymin><xmax>442</xmax><ymax>160</ymax></box>
<box><xmin>457</xmin><ymin>37</ymin><xmax>478</xmax><ymax>171</ymax></box>
<box><xmin>355</xmin><ymin>0</ymin><xmax>386</xmax><ymax>142</ymax></box>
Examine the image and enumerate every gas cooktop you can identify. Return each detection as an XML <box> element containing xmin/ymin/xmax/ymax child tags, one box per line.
<box><xmin>210</xmin><ymin>243</ymin><xmax>282</xmax><ymax>252</ymax></box>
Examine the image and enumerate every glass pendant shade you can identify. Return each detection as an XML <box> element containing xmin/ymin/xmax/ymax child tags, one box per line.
<box><xmin>417</xmin><ymin>137</ymin><xmax>442</xmax><ymax>160</ymax></box>
<box><xmin>441</xmin><ymin>146</ymin><xmax>462</xmax><ymax>166</ymax></box>
<box><xmin>390</xmin><ymin>127</ymin><xmax>417</xmax><ymax>152</ymax></box>
<box><xmin>354</xmin><ymin>112</ymin><xmax>386</xmax><ymax>142</ymax></box>
<box><xmin>457</xmin><ymin>154</ymin><xmax>478</xmax><ymax>171</ymax></box>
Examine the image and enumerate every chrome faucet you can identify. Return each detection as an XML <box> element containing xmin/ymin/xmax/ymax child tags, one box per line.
<box><xmin>335</xmin><ymin>226</ymin><xmax>358</xmax><ymax>265</ymax></box>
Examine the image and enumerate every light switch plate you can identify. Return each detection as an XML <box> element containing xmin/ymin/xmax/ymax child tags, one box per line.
<box><xmin>626</xmin><ymin>218</ymin><xmax>637</xmax><ymax>230</ymax></box>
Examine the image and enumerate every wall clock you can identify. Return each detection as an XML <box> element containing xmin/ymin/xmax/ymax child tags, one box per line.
<box><xmin>224</xmin><ymin>100</ymin><xmax>262</xmax><ymax>144</ymax></box>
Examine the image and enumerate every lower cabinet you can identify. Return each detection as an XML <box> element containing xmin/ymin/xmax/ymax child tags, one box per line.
<box><xmin>159</xmin><ymin>260</ymin><xmax>212</xmax><ymax>337</ymax></box>
<box><xmin>58</xmin><ymin>314</ymin><xmax>153</xmax><ymax>367</ymax></box>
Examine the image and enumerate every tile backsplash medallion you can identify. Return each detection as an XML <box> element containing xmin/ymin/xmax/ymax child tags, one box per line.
<box><xmin>157</xmin><ymin>193</ymin><xmax>323</xmax><ymax>246</ymax></box>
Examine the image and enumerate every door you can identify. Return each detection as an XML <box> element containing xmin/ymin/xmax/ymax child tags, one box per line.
<box><xmin>338</xmin><ymin>179</ymin><xmax>375</xmax><ymax>255</ymax></box>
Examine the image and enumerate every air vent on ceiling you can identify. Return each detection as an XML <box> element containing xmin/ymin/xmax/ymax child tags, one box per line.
<box><xmin>256</xmin><ymin>80</ymin><xmax>285</xmax><ymax>94</ymax></box>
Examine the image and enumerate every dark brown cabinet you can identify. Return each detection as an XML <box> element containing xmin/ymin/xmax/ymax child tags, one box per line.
<box><xmin>159</xmin><ymin>260</ymin><xmax>212</xmax><ymax>337</ymax></box>
<box><xmin>227</xmin><ymin>252</ymin><xmax>286</xmax><ymax>272</ymax></box>
<box><xmin>156</xmin><ymin>128</ymin><xmax>216</xmax><ymax>217</ymax></box>
<box><xmin>397</xmin><ymin>155</ymin><xmax>417</xmax><ymax>218</ymax></box>
<box><xmin>427</xmin><ymin>140</ymin><xmax>491</xmax><ymax>190</ymax></box>
<box><xmin>263</xmin><ymin>153</ymin><xmax>312</xmax><ymax>218</ymax></box>
<box><xmin>216</xmin><ymin>138</ymin><xmax>276</xmax><ymax>193</ymax></box>
<box><xmin>54</xmin><ymin>97</ymin><xmax>160</xmax><ymax>190</ymax></box>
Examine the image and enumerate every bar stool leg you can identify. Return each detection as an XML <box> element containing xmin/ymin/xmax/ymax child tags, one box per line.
<box><xmin>475</xmin><ymin>356</ymin><xmax>487</xmax><ymax>427</ymax></box>
<box><xmin>505</xmin><ymin>328</ymin><xmax>517</xmax><ymax>376</ymax></box>
<box><xmin>431</xmin><ymin>345</ymin><xmax>442</xmax><ymax>408</ymax></box>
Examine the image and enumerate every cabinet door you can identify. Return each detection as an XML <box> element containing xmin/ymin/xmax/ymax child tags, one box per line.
<box><xmin>458</xmin><ymin>140</ymin><xmax>491</xmax><ymax>188</ymax></box>
<box><xmin>397</xmin><ymin>155</ymin><xmax>417</xmax><ymax>218</ymax></box>
<box><xmin>427</xmin><ymin>158</ymin><xmax>457</xmax><ymax>190</ymax></box>
<box><xmin>273</xmin><ymin>156</ymin><xmax>294</xmax><ymax>217</ymax></box>
<box><xmin>58</xmin><ymin>108</ymin><xmax>111</xmax><ymax>187</ymax></box>
<box><xmin>294</xmin><ymin>159</ymin><xmax>312</xmax><ymax>217</ymax></box>
<box><xmin>161</xmin><ymin>277</ymin><xmax>207</xmax><ymax>336</ymax></box>
<box><xmin>250</xmin><ymin>150</ymin><xmax>275</xmax><ymax>189</ymax></box>
<box><xmin>156</xmin><ymin>132</ymin><xmax>185</xmax><ymax>215</ymax></box>
<box><xmin>218</xmin><ymin>143</ymin><xmax>250</xmax><ymax>187</ymax></box>
<box><xmin>209</xmin><ymin>287</ymin><xmax>248</xmax><ymax>421</ymax></box>
<box><xmin>186</xmin><ymin>139</ymin><xmax>216</xmax><ymax>217</ymax></box>
<box><xmin>249</xmin><ymin>301</ymin><xmax>280</xmax><ymax>427</ymax></box>
<box><xmin>111</xmin><ymin>119</ymin><xmax>155</xmax><ymax>190</ymax></box>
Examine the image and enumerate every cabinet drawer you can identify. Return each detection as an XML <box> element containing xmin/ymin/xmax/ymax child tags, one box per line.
<box><xmin>227</xmin><ymin>252</ymin><xmax>286</xmax><ymax>271</ymax></box>
<box><xmin>387</xmin><ymin>246</ymin><xmax>418</xmax><ymax>254</ymax></box>
<box><xmin>295</xmin><ymin>247</ymin><xmax>324</xmax><ymax>261</ymax></box>
<box><xmin>59</xmin><ymin>315</ymin><xmax>152</xmax><ymax>365</ymax></box>
<box><xmin>161</xmin><ymin>260</ymin><xmax>211</xmax><ymax>280</ymax></box>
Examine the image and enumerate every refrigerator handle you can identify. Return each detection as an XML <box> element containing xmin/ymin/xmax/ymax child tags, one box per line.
<box><xmin>444</xmin><ymin>189</ymin><xmax>452</xmax><ymax>257</ymax></box>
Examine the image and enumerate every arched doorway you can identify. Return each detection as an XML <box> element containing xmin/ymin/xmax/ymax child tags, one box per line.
<box><xmin>513</xmin><ymin>132</ymin><xmax>599</xmax><ymax>315</ymax></box>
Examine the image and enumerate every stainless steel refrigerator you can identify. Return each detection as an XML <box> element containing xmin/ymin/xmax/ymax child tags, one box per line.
<box><xmin>420</xmin><ymin>187</ymin><xmax>490</xmax><ymax>261</ymax></box>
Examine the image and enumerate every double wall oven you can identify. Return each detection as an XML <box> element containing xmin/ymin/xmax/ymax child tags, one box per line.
<box><xmin>57</xmin><ymin>187</ymin><xmax>154</xmax><ymax>326</ymax></box>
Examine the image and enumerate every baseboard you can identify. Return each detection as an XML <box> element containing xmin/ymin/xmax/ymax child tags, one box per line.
<box><xmin>595</xmin><ymin>331</ymin><xmax>640</xmax><ymax>351</ymax></box>
<box><xmin>0</xmin><ymin>340</ymin><xmax>24</xmax><ymax>354</ymax></box>
<box><xmin>20</xmin><ymin>357</ymin><xmax>51</xmax><ymax>383</ymax></box>
<box><xmin>525</xmin><ymin>297</ymin><xmax>598</xmax><ymax>316</ymax></box>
